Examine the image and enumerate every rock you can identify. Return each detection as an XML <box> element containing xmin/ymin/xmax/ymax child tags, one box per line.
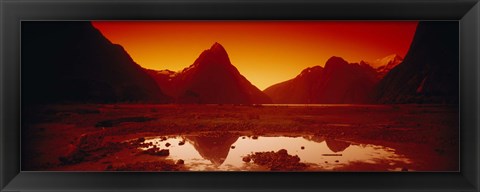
<box><xmin>231</xmin><ymin>146</ymin><xmax>235</xmax><ymax>149</ymax></box>
<box><xmin>335</xmin><ymin>160</ymin><xmax>339</xmax><ymax>163</ymax></box>
<box><xmin>301</xmin><ymin>146</ymin><xmax>305</xmax><ymax>150</ymax></box>
<box><xmin>178</xmin><ymin>141</ymin><xmax>185</xmax><ymax>145</ymax></box>
<box><xmin>252</xmin><ymin>136</ymin><xmax>258</xmax><ymax>140</ymax></box>
<box><xmin>278</xmin><ymin>149</ymin><xmax>288</xmax><ymax>155</ymax></box>
<box><xmin>242</xmin><ymin>156</ymin><xmax>251</xmax><ymax>163</ymax></box>
<box><xmin>165</xmin><ymin>143</ymin><xmax>171</xmax><ymax>147</ymax></box>
<box><xmin>245</xmin><ymin>149</ymin><xmax>308</xmax><ymax>171</ymax></box>
<box><xmin>143</xmin><ymin>148</ymin><xmax>170</xmax><ymax>156</ymax></box>
<box><xmin>176</xmin><ymin>159</ymin><xmax>184</xmax><ymax>165</ymax></box>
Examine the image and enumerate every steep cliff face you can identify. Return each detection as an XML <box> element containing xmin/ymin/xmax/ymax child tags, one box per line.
<box><xmin>22</xmin><ymin>21</ymin><xmax>170</xmax><ymax>104</ymax></box>
<box><xmin>374</xmin><ymin>21</ymin><xmax>459</xmax><ymax>104</ymax></box>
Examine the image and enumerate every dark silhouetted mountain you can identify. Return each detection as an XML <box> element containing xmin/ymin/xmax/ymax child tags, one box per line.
<box><xmin>312</xmin><ymin>57</ymin><xmax>378</xmax><ymax>103</ymax></box>
<box><xmin>145</xmin><ymin>69</ymin><xmax>178</xmax><ymax>97</ymax></box>
<box><xmin>374</xmin><ymin>21</ymin><xmax>459</xmax><ymax>104</ymax></box>
<box><xmin>22</xmin><ymin>21</ymin><xmax>170</xmax><ymax>104</ymax></box>
<box><xmin>186</xmin><ymin>134</ymin><xmax>239</xmax><ymax>165</ymax></box>
<box><xmin>264</xmin><ymin>56</ymin><xmax>378</xmax><ymax>104</ymax></box>
<box><xmin>263</xmin><ymin>66</ymin><xmax>324</xmax><ymax>103</ymax></box>
<box><xmin>148</xmin><ymin>42</ymin><xmax>272</xmax><ymax>104</ymax></box>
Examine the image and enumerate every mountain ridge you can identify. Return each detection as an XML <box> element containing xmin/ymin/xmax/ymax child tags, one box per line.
<box><xmin>264</xmin><ymin>56</ymin><xmax>379</xmax><ymax>104</ymax></box>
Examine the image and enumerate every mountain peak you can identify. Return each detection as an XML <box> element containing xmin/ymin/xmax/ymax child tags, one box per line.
<box><xmin>324</xmin><ymin>56</ymin><xmax>349</xmax><ymax>69</ymax></box>
<box><xmin>209</xmin><ymin>42</ymin><xmax>227</xmax><ymax>53</ymax></box>
<box><xmin>191</xmin><ymin>42</ymin><xmax>231</xmax><ymax>69</ymax></box>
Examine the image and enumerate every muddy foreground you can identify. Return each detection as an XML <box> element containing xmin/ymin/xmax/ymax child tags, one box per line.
<box><xmin>22</xmin><ymin>104</ymin><xmax>459</xmax><ymax>171</ymax></box>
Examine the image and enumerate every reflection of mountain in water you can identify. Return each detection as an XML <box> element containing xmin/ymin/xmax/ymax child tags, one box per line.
<box><xmin>186</xmin><ymin>134</ymin><xmax>239</xmax><ymax>165</ymax></box>
<box><xmin>304</xmin><ymin>135</ymin><xmax>351</xmax><ymax>153</ymax></box>
<box><xmin>325</xmin><ymin>139</ymin><xmax>351</xmax><ymax>153</ymax></box>
<box><xmin>304</xmin><ymin>135</ymin><xmax>326</xmax><ymax>143</ymax></box>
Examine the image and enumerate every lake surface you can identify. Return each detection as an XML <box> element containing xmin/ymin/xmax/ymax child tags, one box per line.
<box><xmin>138</xmin><ymin>134</ymin><xmax>413</xmax><ymax>171</ymax></box>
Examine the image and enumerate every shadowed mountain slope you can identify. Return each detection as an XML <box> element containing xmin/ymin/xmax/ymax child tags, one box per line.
<box><xmin>374</xmin><ymin>21</ymin><xmax>459</xmax><ymax>104</ymax></box>
<box><xmin>22</xmin><ymin>21</ymin><xmax>171</xmax><ymax>104</ymax></box>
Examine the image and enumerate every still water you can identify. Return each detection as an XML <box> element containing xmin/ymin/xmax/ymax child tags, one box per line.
<box><xmin>138</xmin><ymin>134</ymin><xmax>412</xmax><ymax>171</ymax></box>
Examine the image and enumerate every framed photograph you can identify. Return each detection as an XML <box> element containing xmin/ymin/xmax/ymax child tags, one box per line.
<box><xmin>1</xmin><ymin>0</ymin><xmax>479</xmax><ymax>191</ymax></box>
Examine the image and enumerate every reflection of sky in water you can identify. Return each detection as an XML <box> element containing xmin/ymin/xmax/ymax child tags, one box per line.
<box><xmin>140</xmin><ymin>135</ymin><xmax>412</xmax><ymax>171</ymax></box>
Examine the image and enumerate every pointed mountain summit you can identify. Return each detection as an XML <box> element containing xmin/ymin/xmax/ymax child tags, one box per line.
<box><xmin>22</xmin><ymin>21</ymin><xmax>171</xmax><ymax>104</ymax></box>
<box><xmin>264</xmin><ymin>56</ymin><xmax>378</xmax><ymax>104</ymax></box>
<box><xmin>190</xmin><ymin>42</ymin><xmax>231</xmax><ymax>69</ymax></box>
<box><xmin>210</xmin><ymin>42</ymin><xmax>229</xmax><ymax>55</ymax></box>
<box><xmin>186</xmin><ymin>134</ymin><xmax>239</xmax><ymax>165</ymax></box>
<box><xmin>148</xmin><ymin>43</ymin><xmax>272</xmax><ymax>104</ymax></box>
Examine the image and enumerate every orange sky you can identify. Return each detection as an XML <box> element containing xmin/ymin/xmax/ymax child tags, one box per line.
<box><xmin>92</xmin><ymin>21</ymin><xmax>418</xmax><ymax>90</ymax></box>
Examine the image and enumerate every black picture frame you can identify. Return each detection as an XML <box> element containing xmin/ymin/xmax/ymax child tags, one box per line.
<box><xmin>1</xmin><ymin>0</ymin><xmax>479</xmax><ymax>191</ymax></box>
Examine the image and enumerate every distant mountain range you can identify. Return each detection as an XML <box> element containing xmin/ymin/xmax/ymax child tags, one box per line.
<box><xmin>22</xmin><ymin>21</ymin><xmax>459</xmax><ymax>105</ymax></box>
<box><xmin>263</xmin><ymin>54</ymin><xmax>403</xmax><ymax>104</ymax></box>
<box><xmin>264</xmin><ymin>56</ymin><xmax>379</xmax><ymax>104</ymax></box>
<box><xmin>264</xmin><ymin>21</ymin><xmax>458</xmax><ymax>104</ymax></box>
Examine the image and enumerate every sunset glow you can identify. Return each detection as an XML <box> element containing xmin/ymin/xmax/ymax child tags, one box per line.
<box><xmin>92</xmin><ymin>21</ymin><xmax>418</xmax><ymax>90</ymax></box>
